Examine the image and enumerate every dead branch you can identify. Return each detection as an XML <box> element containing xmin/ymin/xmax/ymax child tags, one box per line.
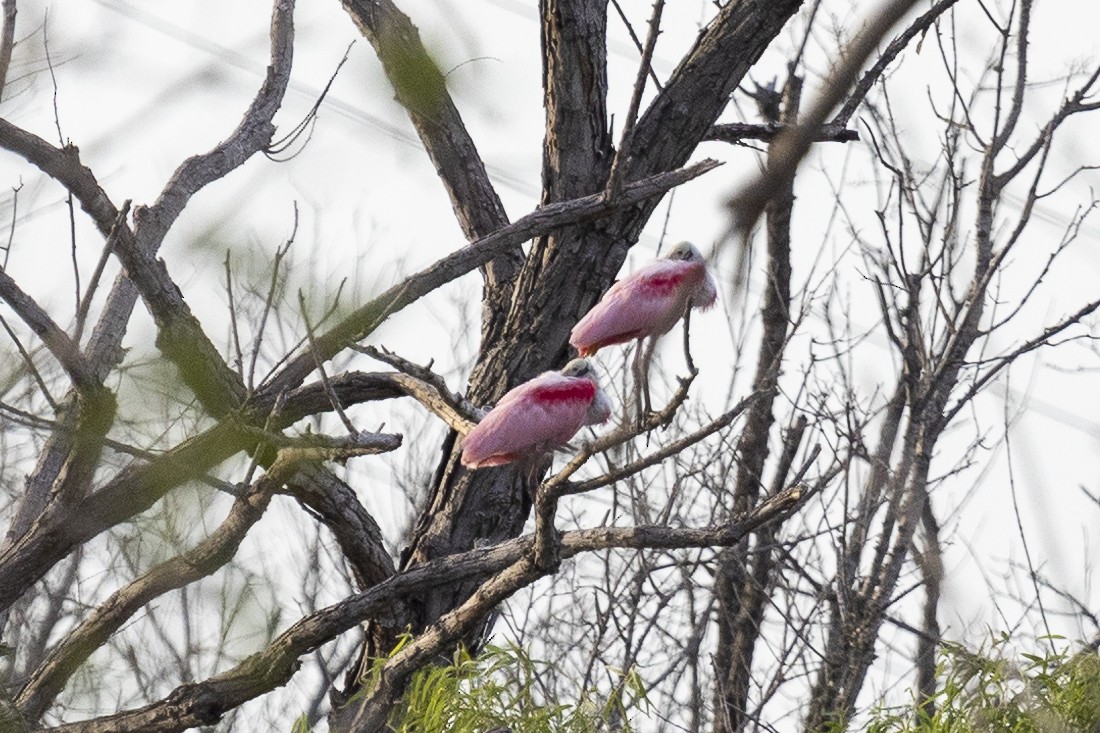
<box><xmin>30</xmin><ymin>485</ymin><xmax>806</xmax><ymax>733</ymax></box>
<box><xmin>1</xmin><ymin>0</ymin><xmax>297</xmax><ymax>566</ymax></box>
<box><xmin>338</xmin><ymin>0</ymin><xmax>521</xmax><ymax>351</ymax></box>
<box><xmin>832</xmin><ymin>0</ymin><xmax>962</xmax><ymax>126</ymax></box>
<box><xmin>728</xmin><ymin>0</ymin><xmax>926</xmax><ymax>236</ymax></box>
<box><xmin>704</xmin><ymin>121</ymin><xmax>858</xmax><ymax>144</ymax></box>
<box><xmin>0</xmin><ymin>0</ymin><xmax>15</xmax><ymax>102</ymax></box>
<box><xmin>0</xmin><ymin>270</ymin><xmax>98</xmax><ymax>393</ymax></box>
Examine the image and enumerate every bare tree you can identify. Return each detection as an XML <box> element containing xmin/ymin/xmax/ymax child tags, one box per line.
<box><xmin>0</xmin><ymin>0</ymin><xmax>1098</xmax><ymax>731</ymax></box>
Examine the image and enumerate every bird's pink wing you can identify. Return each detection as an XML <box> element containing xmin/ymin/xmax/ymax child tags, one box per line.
<box><xmin>692</xmin><ymin>270</ymin><xmax>718</xmax><ymax>310</ymax></box>
<box><xmin>461</xmin><ymin>374</ymin><xmax>595</xmax><ymax>468</ymax></box>
<box><xmin>570</xmin><ymin>260</ymin><xmax>703</xmax><ymax>355</ymax></box>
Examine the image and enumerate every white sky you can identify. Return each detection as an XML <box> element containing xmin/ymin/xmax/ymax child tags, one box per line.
<box><xmin>3</xmin><ymin>0</ymin><xmax>1100</xmax><ymax>728</ymax></box>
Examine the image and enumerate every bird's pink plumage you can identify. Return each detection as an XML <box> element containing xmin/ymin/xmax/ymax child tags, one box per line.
<box><xmin>460</xmin><ymin>372</ymin><xmax>600</xmax><ymax>469</ymax></box>
<box><xmin>638</xmin><ymin>269</ymin><xmax>689</xmax><ymax>296</ymax></box>
<box><xmin>570</xmin><ymin>258</ymin><xmax>706</xmax><ymax>356</ymax></box>
<box><xmin>532</xmin><ymin>381</ymin><xmax>597</xmax><ymax>404</ymax></box>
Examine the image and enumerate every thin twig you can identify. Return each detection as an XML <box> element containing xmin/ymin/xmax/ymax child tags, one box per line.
<box><xmin>74</xmin><ymin>200</ymin><xmax>130</xmax><ymax>344</ymax></box>
<box><xmin>560</xmin><ymin>391</ymin><xmax>756</xmax><ymax>497</ymax></box>
<box><xmin>605</xmin><ymin>0</ymin><xmax>665</xmax><ymax>200</ymax></box>
<box><xmin>224</xmin><ymin>251</ymin><xmax>245</xmax><ymax>382</ymax></box>
<box><xmin>0</xmin><ymin>312</ymin><xmax>57</xmax><ymax>411</ymax></box>
<box><xmin>2</xmin><ymin>180</ymin><xmax>19</xmax><ymax>269</ymax></box>
<box><xmin>265</xmin><ymin>43</ymin><xmax>354</xmax><ymax>161</ymax></box>
<box><xmin>608</xmin><ymin>0</ymin><xmax>662</xmax><ymax>91</ymax></box>
<box><xmin>681</xmin><ymin>306</ymin><xmax>695</xmax><ymax>374</ymax></box>
<box><xmin>250</xmin><ymin>205</ymin><xmax>297</xmax><ymax>390</ymax></box>
<box><xmin>541</xmin><ymin>373</ymin><xmax>740</xmax><ymax>500</ymax></box>
<box><xmin>300</xmin><ymin>291</ymin><xmax>357</xmax><ymax>435</ymax></box>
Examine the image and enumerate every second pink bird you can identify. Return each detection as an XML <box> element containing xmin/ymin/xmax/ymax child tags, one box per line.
<box><xmin>569</xmin><ymin>241</ymin><xmax>717</xmax><ymax>357</ymax></box>
<box><xmin>461</xmin><ymin>358</ymin><xmax>611</xmax><ymax>469</ymax></box>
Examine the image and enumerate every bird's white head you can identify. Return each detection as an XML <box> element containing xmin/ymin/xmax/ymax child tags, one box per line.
<box><xmin>560</xmin><ymin>357</ymin><xmax>597</xmax><ymax>380</ymax></box>
<box><xmin>666</xmin><ymin>241</ymin><xmax>704</xmax><ymax>263</ymax></box>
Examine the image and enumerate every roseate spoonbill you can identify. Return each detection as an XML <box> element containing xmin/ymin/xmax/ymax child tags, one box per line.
<box><xmin>461</xmin><ymin>358</ymin><xmax>611</xmax><ymax>469</ymax></box>
<box><xmin>569</xmin><ymin>241</ymin><xmax>716</xmax><ymax>415</ymax></box>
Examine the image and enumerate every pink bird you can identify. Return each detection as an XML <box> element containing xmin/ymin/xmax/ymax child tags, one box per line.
<box><xmin>569</xmin><ymin>241</ymin><xmax>716</xmax><ymax>414</ymax></box>
<box><xmin>570</xmin><ymin>241</ymin><xmax>717</xmax><ymax>356</ymax></box>
<box><xmin>461</xmin><ymin>358</ymin><xmax>611</xmax><ymax>469</ymax></box>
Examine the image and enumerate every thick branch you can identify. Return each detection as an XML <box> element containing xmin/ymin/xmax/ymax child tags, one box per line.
<box><xmin>714</xmin><ymin>73</ymin><xmax>802</xmax><ymax>733</ymax></box>
<box><xmin>131</xmin><ymin>0</ymin><xmax>295</xmax><ymax>254</ymax></box>
<box><xmin>0</xmin><ymin>268</ymin><xmax>98</xmax><ymax>392</ymax></box>
<box><xmin>988</xmin><ymin>0</ymin><xmax>1031</xmax><ymax>156</ymax></box>
<box><xmin>0</xmin><ymin>120</ymin><xmax>120</xmax><ymax>239</ymax></box>
<box><xmin>259</xmin><ymin>159</ymin><xmax>721</xmax><ymax>398</ymax></box>
<box><xmin>385</xmin><ymin>372</ymin><xmax>478</xmax><ymax>434</ymax></box>
<box><xmin>283</xmin><ymin>464</ymin><xmax>397</xmax><ymax>590</ymax></box>
<box><xmin>539</xmin><ymin>0</ymin><xmax>613</xmax><ymax>204</ymax></box>
<box><xmin>338</xmin><ymin>0</ymin><xmax>521</xmax><ymax>349</ymax></box>
<box><xmin>276</xmin><ymin>371</ymin><xmax>405</xmax><ymax>423</ymax></box>
<box><xmin>705</xmin><ymin>121</ymin><xmax>858</xmax><ymax>144</ymax></box>
<box><xmin>339</xmin><ymin>0</ymin><xmax>508</xmax><ymax>244</ymax></box>
<box><xmin>106</xmin><ymin>224</ymin><xmax>245</xmax><ymax>414</ymax></box>
<box><xmin>0</xmin><ymin>0</ymin><xmax>15</xmax><ymax>102</ymax></box>
<box><xmin>914</xmin><ymin>501</ymin><xmax>942</xmax><ymax>722</ymax></box>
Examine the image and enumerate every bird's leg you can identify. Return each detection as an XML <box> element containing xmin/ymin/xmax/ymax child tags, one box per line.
<box><xmin>631</xmin><ymin>339</ymin><xmax>645</xmax><ymax>425</ymax></box>
<box><xmin>681</xmin><ymin>306</ymin><xmax>697</xmax><ymax>375</ymax></box>
<box><xmin>640</xmin><ymin>336</ymin><xmax>658</xmax><ymax>419</ymax></box>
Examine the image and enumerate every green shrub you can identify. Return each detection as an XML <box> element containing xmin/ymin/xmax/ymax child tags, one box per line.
<box><xmin>867</xmin><ymin>635</ymin><xmax>1100</xmax><ymax>733</ymax></box>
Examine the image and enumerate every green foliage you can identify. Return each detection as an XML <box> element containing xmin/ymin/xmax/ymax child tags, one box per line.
<box><xmin>382</xmin><ymin>642</ymin><xmax>647</xmax><ymax>733</ymax></box>
<box><xmin>866</xmin><ymin>635</ymin><xmax>1100</xmax><ymax>733</ymax></box>
<box><xmin>378</xmin><ymin>32</ymin><xmax>448</xmax><ymax>119</ymax></box>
